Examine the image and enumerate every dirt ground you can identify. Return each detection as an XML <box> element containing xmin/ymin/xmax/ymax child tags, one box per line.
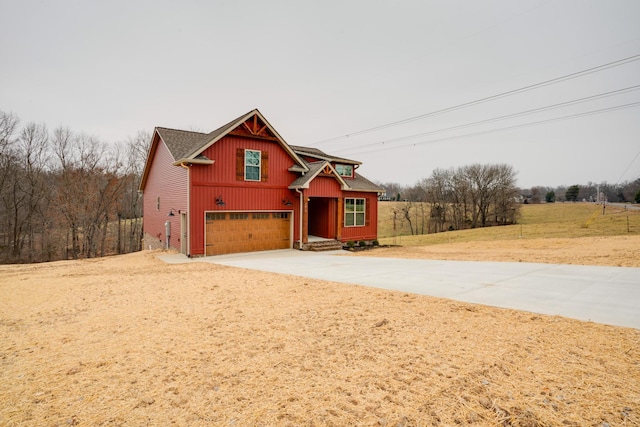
<box><xmin>1</xmin><ymin>239</ymin><xmax>639</xmax><ymax>426</ymax></box>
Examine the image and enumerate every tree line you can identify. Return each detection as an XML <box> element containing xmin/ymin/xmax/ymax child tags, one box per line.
<box><xmin>377</xmin><ymin>164</ymin><xmax>640</xmax><ymax>235</ymax></box>
<box><xmin>381</xmin><ymin>164</ymin><xmax>521</xmax><ymax>235</ymax></box>
<box><xmin>0</xmin><ymin>110</ymin><xmax>150</xmax><ymax>263</ymax></box>
<box><xmin>529</xmin><ymin>182</ymin><xmax>640</xmax><ymax>204</ymax></box>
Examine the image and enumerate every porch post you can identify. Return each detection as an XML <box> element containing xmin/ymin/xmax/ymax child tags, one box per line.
<box><xmin>336</xmin><ymin>197</ymin><xmax>343</xmax><ymax>241</ymax></box>
<box><xmin>302</xmin><ymin>195</ymin><xmax>309</xmax><ymax>244</ymax></box>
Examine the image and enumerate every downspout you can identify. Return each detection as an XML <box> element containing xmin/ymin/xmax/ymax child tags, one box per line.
<box><xmin>179</xmin><ymin>162</ymin><xmax>190</xmax><ymax>256</ymax></box>
<box><xmin>295</xmin><ymin>188</ymin><xmax>303</xmax><ymax>250</ymax></box>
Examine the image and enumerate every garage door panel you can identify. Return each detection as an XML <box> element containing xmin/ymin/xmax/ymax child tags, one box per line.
<box><xmin>206</xmin><ymin>212</ymin><xmax>290</xmax><ymax>256</ymax></box>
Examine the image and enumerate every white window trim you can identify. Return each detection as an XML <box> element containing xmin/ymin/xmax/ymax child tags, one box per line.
<box><xmin>244</xmin><ymin>149</ymin><xmax>261</xmax><ymax>181</ymax></box>
<box><xmin>344</xmin><ymin>197</ymin><xmax>366</xmax><ymax>227</ymax></box>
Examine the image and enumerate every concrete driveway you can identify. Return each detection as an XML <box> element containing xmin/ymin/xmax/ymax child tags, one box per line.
<box><xmin>159</xmin><ymin>250</ymin><xmax>640</xmax><ymax>329</ymax></box>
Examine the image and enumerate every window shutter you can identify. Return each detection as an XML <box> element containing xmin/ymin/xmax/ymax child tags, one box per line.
<box><xmin>261</xmin><ymin>151</ymin><xmax>269</xmax><ymax>182</ymax></box>
<box><xmin>365</xmin><ymin>199</ymin><xmax>370</xmax><ymax>226</ymax></box>
<box><xmin>236</xmin><ymin>148</ymin><xmax>244</xmax><ymax>181</ymax></box>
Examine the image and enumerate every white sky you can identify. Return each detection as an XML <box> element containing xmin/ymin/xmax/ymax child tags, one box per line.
<box><xmin>1</xmin><ymin>0</ymin><xmax>639</xmax><ymax>189</ymax></box>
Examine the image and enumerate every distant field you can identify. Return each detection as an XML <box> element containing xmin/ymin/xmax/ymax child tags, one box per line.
<box><xmin>377</xmin><ymin>201</ymin><xmax>640</xmax><ymax>246</ymax></box>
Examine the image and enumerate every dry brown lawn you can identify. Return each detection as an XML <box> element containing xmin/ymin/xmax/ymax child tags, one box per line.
<box><xmin>1</xmin><ymin>238</ymin><xmax>639</xmax><ymax>426</ymax></box>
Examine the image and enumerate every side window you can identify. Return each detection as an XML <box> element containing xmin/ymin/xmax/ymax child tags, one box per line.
<box><xmin>345</xmin><ymin>198</ymin><xmax>365</xmax><ymax>226</ymax></box>
<box><xmin>245</xmin><ymin>149</ymin><xmax>261</xmax><ymax>181</ymax></box>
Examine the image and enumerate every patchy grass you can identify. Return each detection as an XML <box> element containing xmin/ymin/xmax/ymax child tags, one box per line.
<box><xmin>378</xmin><ymin>202</ymin><xmax>640</xmax><ymax>246</ymax></box>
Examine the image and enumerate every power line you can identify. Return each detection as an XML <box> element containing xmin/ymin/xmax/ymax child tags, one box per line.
<box><xmin>615</xmin><ymin>148</ymin><xmax>640</xmax><ymax>184</ymax></box>
<box><xmin>310</xmin><ymin>53</ymin><xmax>640</xmax><ymax>146</ymax></box>
<box><xmin>338</xmin><ymin>101</ymin><xmax>640</xmax><ymax>156</ymax></box>
<box><xmin>333</xmin><ymin>84</ymin><xmax>640</xmax><ymax>155</ymax></box>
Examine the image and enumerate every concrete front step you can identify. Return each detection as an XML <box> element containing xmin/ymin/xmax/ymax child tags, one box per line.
<box><xmin>304</xmin><ymin>240</ymin><xmax>344</xmax><ymax>251</ymax></box>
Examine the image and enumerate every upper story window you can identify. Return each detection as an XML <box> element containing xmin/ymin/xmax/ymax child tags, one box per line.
<box><xmin>244</xmin><ymin>149</ymin><xmax>261</xmax><ymax>181</ymax></box>
<box><xmin>335</xmin><ymin>164</ymin><xmax>353</xmax><ymax>177</ymax></box>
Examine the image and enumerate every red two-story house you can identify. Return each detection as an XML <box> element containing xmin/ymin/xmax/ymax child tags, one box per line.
<box><xmin>140</xmin><ymin>109</ymin><xmax>382</xmax><ymax>256</ymax></box>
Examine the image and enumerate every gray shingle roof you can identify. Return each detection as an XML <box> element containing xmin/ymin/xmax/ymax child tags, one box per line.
<box><xmin>288</xmin><ymin>161</ymin><xmax>327</xmax><ymax>189</ymax></box>
<box><xmin>149</xmin><ymin>110</ymin><xmax>382</xmax><ymax>193</ymax></box>
<box><xmin>155</xmin><ymin>127</ymin><xmax>207</xmax><ymax>161</ymax></box>
<box><xmin>288</xmin><ymin>159</ymin><xmax>383</xmax><ymax>193</ymax></box>
<box><xmin>289</xmin><ymin>145</ymin><xmax>361</xmax><ymax>165</ymax></box>
<box><xmin>349</xmin><ymin>173</ymin><xmax>384</xmax><ymax>192</ymax></box>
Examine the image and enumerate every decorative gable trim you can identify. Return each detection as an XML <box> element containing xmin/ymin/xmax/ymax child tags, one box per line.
<box><xmin>230</xmin><ymin>114</ymin><xmax>275</xmax><ymax>140</ymax></box>
<box><xmin>288</xmin><ymin>161</ymin><xmax>349</xmax><ymax>190</ymax></box>
<box><xmin>185</xmin><ymin>109</ymin><xmax>307</xmax><ymax>171</ymax></box>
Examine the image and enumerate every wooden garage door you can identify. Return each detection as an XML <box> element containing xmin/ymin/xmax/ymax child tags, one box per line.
<box><xmin>205</xmin><ymin>212</ymin><xmax>291</xmax><ymax>256</ymax></box>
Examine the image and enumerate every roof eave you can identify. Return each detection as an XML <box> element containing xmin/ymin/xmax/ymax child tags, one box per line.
<box><xmin>293</xmin><ymin>148</ymin><xmax>362</xmax><ymax>166</ymax></box>
<box><xmin>288</xmin><ymin>164</ymin><xmax>308</xmax><ymax>173</ymax></box>
<box><xmin>344</xmin><ymin>187</ymin><xmax>383</xmax><ymax>193</ymax></box>
<box><xmin>173</xmin><ymin>158</ymin><xmax>215</xmax><ymax>166</ymax></box>
<box><xmin>288</xmin><ymin>183</ymin><xmax>309</xmax><ymax>190</ymax></box>
<box><xmin>139</xmin><ymin>130</ymin><xmax>162</xmax><ymax>191</ymax></box>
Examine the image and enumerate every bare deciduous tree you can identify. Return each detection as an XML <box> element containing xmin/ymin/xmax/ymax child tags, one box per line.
<box><xmin>421</xmin><ymin>163</ymin><xmax>520</xmax><ymax>233</ymax></box>
<box><xmin>0</xmin><ymin>111</ymin><xmax>155</xmax><ymax>263</ymax></box>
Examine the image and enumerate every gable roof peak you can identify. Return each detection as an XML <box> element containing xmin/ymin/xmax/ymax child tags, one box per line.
<box><xmin>162</xmin><ymin>109</ymin><xmax>306</xmax><ymax>170</ymax></box>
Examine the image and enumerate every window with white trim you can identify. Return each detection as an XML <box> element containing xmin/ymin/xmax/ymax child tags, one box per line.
<box><xmin>245</xmin><ymin>149</ymin><xmax>261</xmax><ymax>181</ymax></box>
<box><xmin>335</xmin><ymin>164</ymin><xmax>353</xmax><ymax>177</ymax></box>
<box><xmin>345</xmin><ymin>198</ymin><xmax>365</xmax><ymax>227</ymax></box>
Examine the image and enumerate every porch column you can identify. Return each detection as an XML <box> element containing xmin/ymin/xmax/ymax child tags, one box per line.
<box><xmin>336</xmin><ymin>197</ymin><xmax>343</xmax><ymax>241</ymax></box>
<box><xmin>302</xmin><ymin>195</ymin><xmax>309</xmax><ymax>243</ymax></box>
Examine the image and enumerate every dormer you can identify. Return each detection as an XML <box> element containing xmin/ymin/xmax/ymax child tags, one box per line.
<box><xmin>334</xmin><ymin>163</ymin><xmax>354</xmax><ymax>179</ymax></box>
<box><xmin>289</xmin><ymin>145</ymin><xmax>361</xmax><ymax>180</ymax></box>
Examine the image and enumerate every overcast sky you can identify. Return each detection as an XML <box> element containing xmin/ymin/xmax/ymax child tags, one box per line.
<box><xmin>1</xmin><ymin>0</ymin><xmax>639</xmax><ymax>189</ymax></box>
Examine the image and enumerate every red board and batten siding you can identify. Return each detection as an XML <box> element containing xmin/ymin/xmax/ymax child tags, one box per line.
<box><xmin>142</xmin><ymin>136</ymin><xmax>188</xmax><ymax>250</ymax></box>
<box><xmin>340</xmin><ymin>191</ymin><xmax>379</xmax><ymax>242</ymax></box>
<box><xmin>306</xmin><ymin>174</ymin><xmax>343</xmax><ymax>197</ymax></box>
<box><xmin>188</xmin><ymin>135</ymin><xmax>302</xmax><ymax>256</ymax></box>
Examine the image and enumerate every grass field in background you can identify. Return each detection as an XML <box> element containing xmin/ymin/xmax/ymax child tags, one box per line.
<box><xmin>377</xmin><ymin>201</ymin><xmax>640</xmax><ymax>246</ymax></box>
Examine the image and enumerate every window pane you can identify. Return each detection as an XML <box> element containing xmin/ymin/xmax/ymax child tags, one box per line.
<box><xmin>356</xmin><ymin>212</ymin><xmax>365</xmax><ymax>226</ymax></box>
<box><xmin>345</xmin><ymin>213</ymin><xmax>354</xmax><ymax>226</ymax></box>
<box><xmin>355</xmin><ymin>199</ymin><xmax>365</xmax><ymax>211</ymax></box>
<box><xmin>246</xmin><ymin>150</ymin><xmax>260</xmax><ymax>165</ymax></box>
<box><xmin>345</xmin><ymin>198</ymin><xmax>354</xmax><ymax>212</ymax></box>
<box><xmin>246</xmin><ymin>165</ymin><xmax>260</xmax><ymax>180</ymax></box>
<box><xmin>336</xmin><ymin>164</ymin><xmax>353</xmax><ymax>176</ymax></box>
